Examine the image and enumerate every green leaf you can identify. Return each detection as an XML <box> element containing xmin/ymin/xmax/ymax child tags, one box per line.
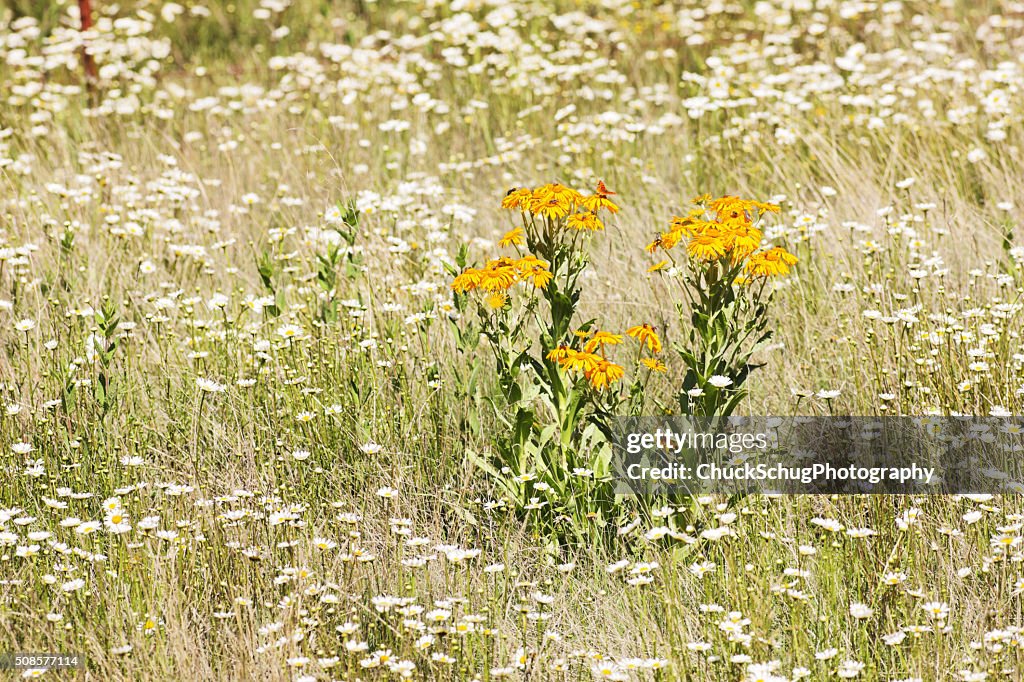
<box><xmin>256</xmin><ymin>251</ymin><xmax>276</xmax><ymax>291</ymax></box>
<box><xmin>466</xmin><ymin>448</ymin><xmax>501</xmax><ymax>479</ymax></box>
<box><xmin>445</xmin><ymin>500</ymin><xmax>478</xmax><ymax>527</ymax></box>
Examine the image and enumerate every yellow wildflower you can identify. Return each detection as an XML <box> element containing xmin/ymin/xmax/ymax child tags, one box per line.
<box><xmin>625</xmin><ymin>324</ymin><xmax>662</xmax><ymax>353</ymax></box>
<box><xmin>687</xmin><ymin>234</ymin><xmax>727</xmax><ymax>262</ymax></box>
<box><xmin>501</xmin><ymin>187</ymin><xmax>533</xmax><ymax>210</ymax></box>
<box><xmin>499</xmin><ymin>227</ymin><xmax>525</xmax><ymax>247</ymax></box>
<box><xmin>559</xmin><ymin>350</ymin><xmax>602</xmax><ymax>374</ymax></box>
<box><xmin>532</xmin><ymin>196</ymin><xmax>571</xmax><ymax>221</ymax></box>
<box><xmin>584</xmin><ymin>331</ymin><xmax>624</xmax><ymax>353</ymax></box>
<box><xmin>567</xmin><ymin>211</ymin><xmax>604</xmax><ymax>231</ymax></box>
<box><xmin>580</xmin><ymin>180</ymin><xmax>619</xmax><ymax>214</ymax></box>
<box><xmin>745</xmin><ymin>247</ymin><xmax>798</xmax><ymax>277</ymax></box>
<box><xmin>640</xmin><ymin>358</ymin><xmax>667</xmax><ymax>373</ymax></box>
<box><xmin>586</xmin><ymin>359</ymin><xmax>625</xmax><ymax>391</ymax></box>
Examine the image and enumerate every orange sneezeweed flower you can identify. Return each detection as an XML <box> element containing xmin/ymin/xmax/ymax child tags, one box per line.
<box><xmin>626</xmin><ymin>324</ymin><xmax>662</xmax><ymax>353</ymax></box>
<box><xmin>532</xmin><ymin>196</ymin><xmax>571</xmax><ymax>221</ymax></box>
<box><xmin>499</xmin><ymin>227</ymin><xmax>525</xmax><ymax>247</ymax></box>
<box><xmin>640</xmin><ymin>358</ymin><xmax>667</xmax><ymax>373</ymax></box>
<box><xmin>534</xmin><ymin>182</ymin><xmax>584</xmax><ymax>205</ymax></box>
<box><xmin>477</xmin><ymin>261</ymin><xmax>520</xmax><ymax>291</ymax></box>
<box><xmin>567</xmin><ymin>211</ymin><xmax>604</xmax><ymax>231</ymax></box>
<box><xmin>584</xmin><ymin>330</ymin><xmax>624</xmax><ymax>353</ymax></box>
<box><xmin>745</xmin><ymin>246</ymin><xmax>798</xmax><ymax>277</ymax></box>
<box><xmin>546</xmin><ymin>345</ymin><xmax>573</xmax><ymax>362</ymax></box>
<box><xmin>525</xmin><ymin>264</ymin><xmax>554</xmax><ymax>289</ymax></box>
<box><xmin>501</xmin><ymin>187</ymin><xmax>533</xmax><ymax>210</ymax></box>
<box><xmin>707</xmin><ymin>195</ymin><xmax>780</xmax><ymax>222</ymax></box>
<box><xmin>553</xmin><ymin>347</ymin><xmax>625</xmax><ymax>391</ymax></box>
<box><xmin>670</xmin><ymin>213</ymin><xmax>711</xmax><ymax>236</ymax></box>
<box><xmin>724</xmin><ymin>224</ymin><xmax>763</xmax><ymax>261</ymax></box>
<box><xmin>585</xmin><ymin>359</ymin><xmax>624</xmax><ymax>391</ymax></box>
<box><xmin>558</xmin><ymin>349</ymin><xmax>602</xmax><ymax>374</ymax></box>
<box><xmin>581</xmin><ymin>180</ymin><xmax>620</xmax><ymax>214</ymax></box>
<box><xmin>687</xmin><ymin>233</ymin><xmax>728</xmax><ymax>262</ymax></box>
<box><xmin>659</xmin><ymin>231</ymin><xmax>684</xmax><ymax>251</ymax></box>
<box><xmin>515</xmin><ymin>254</ymin><xmax>544</xmax><ymax>267</ymax></box>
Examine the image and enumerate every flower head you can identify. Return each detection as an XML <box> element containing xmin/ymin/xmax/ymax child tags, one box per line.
<box><xmin>640</xmin><ymin>358</ymin><xmax>667</xmax><ymax>372</ymax></box>
<box><xmin>687</xmin><ymin>234</ymin><xmax>728</xmax><ymax>262</ymax></box>
<box><xmin>580</xmin><ymin>180</ymin><xmax>620</xmax><ymax>213</ymax></box>
<box><xmin>585</xmin><ymin>359</ymin><xmax>625</xmax><ymax>391</ymax></box>
<box><xmin>557</xmin><ymin>350</ymin><xmax>602</xmax><ymax>374</ymax></box>
<box><xmin>566</xmin><ymin>211</ymin><xmax>604</xmax><ymax>231</ymax></box>
<box><xmin>501</xmin><ymin>187</ymin><xmax>533</xmax><ymax>210</ymax></box>
<box><xmin>498</xmin><ymin>227</ymin><xmax>525</xmax><ymax>247</ymax></box>
<box><xmin>584</xmin><ymin>330</ymin><xmax>624</xmax><ymax>353</ymax></box>
<box><xmin>626</xmin><ymin>324</ymin><xmax>662</xmax><ymax>353</ymax></box>
<box><xmin>745</xmin><ymin>247</ymin><xmax>798</xmax><ymax>277</ymax></box>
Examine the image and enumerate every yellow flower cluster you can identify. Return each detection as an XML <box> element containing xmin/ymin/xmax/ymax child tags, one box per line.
<box><xmin>451</xmin><ymin>256</ymin><xmax>553</xmax><ymax>295</ymax></box>
<box><xmin>746</xmin><ymin>246</ymin><xmax>799</xmax><ymax>277</ymax></box>
<box><xmin>452</xmin><ymin>182</ymin><xmax>622</xmax><ymax>309</ymax></box>
<box><xmin>547</xmin><ymin>346</ymin><xmax>625</xmax><ymax>391</ymax></box>
<box><xmin>647</xmin><ymin>195</ymin><xmax>797</xmax><ymax>277</ymax></box>
<box><xmin>546</xmin><ymin>324</ymin><xmax>665</xmax><ymax>390</ymax></box>
<box><xmin>501</xmin><ymin>180</ymin><xmax>618</xmax><ymax>228</ymax></box>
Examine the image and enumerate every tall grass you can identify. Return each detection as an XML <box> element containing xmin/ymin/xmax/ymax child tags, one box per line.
<box><xmin>2</xmin><ymin>1</ymin><xmax>1024</xmax><ymax>680</ymax></box>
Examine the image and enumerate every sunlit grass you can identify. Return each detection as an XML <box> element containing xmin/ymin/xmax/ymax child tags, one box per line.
<box><xmin>2</xmin><ymin>1</ymin><xmax>1024</xmax><ymax>680</ymax></box>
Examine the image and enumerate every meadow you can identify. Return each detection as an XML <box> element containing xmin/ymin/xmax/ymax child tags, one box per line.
<box><xmin>2</xmin><ymin>0</ymin><xmax>1024</xmax><ymax>680</ymax></box>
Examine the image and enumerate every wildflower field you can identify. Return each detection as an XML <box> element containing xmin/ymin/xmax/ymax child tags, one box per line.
<box><xmin>4</xmin><ymin>0</ymin><xmax>1024</xmax><ymax>680</ymax></box>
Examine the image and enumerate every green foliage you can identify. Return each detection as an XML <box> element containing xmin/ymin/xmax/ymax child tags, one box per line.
<box><xmin>673</xmin><ymin>260</ymin><xmax>774</xmax><ymax>418</ymax></box>
<box><xmin>92</xmin><ymin>299</ymin><xmax>121</xmax><ymax>418</ymax></box>
<box><xmin>649</xmin><ymin>199</ymin><xmax>793</xmax><ymax>419</ymax></box>
<box><xmin>451</xmin><ymin>189</ymin><xmax>648</xmax><ymax>548</ymax></box>
<box><xmin>314</xmin><ymin>203</ymin><xmax>361</xmax><ymax>323</ymax></box>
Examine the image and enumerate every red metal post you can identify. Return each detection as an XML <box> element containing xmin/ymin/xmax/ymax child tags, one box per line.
<box><xmin>78</xmin><ymin>0</ymin><xmax>98</xmax><ymax>82</ymax></box>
